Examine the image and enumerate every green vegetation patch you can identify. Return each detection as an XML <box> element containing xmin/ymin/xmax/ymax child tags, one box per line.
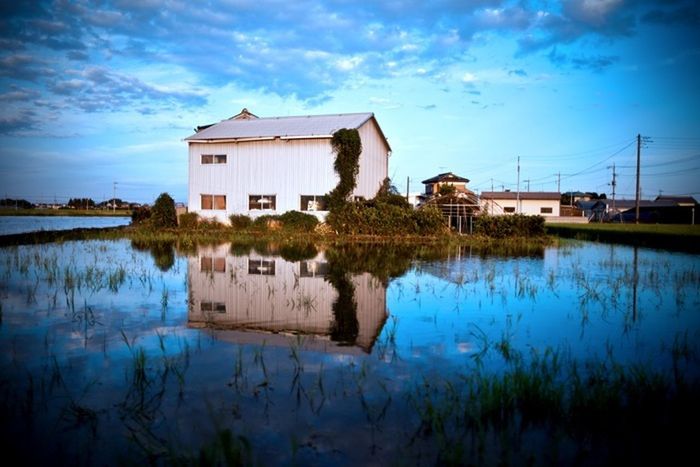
<box><xmin>547</xmin><ymin>223</ymin><xmax>700</xmax><ymax>253</ymax></box>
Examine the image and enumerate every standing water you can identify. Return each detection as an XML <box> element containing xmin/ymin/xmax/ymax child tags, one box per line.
<box><xmin>0</xmin><ymin>215</ymin><xmax>131</xmax><ymax>235</ymax></box>
<box><xmin>0</xmin><ymin>239</ymin><xmax>698</xmax><ymax>465</ymax></box>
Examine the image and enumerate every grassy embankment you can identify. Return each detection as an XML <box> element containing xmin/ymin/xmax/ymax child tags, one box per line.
<box><xmin>547</xmin><ymin>222</ymin><xmax>700</xmax><ymax>253</ymax></box>
<box><xmin>0</xmin><ymin>208</ymin><xmax>132</xmax><ymax>217</ymax></box>
<box><xmin>0</xmin><ymin>224</ymin><xmax>552</xmax><ymax>258</ymax></box>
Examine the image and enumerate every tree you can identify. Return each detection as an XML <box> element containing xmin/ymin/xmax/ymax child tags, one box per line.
<box><xmin>150</xmin><ymin>193</ymin><xmax>177</xmax><ymax>228</ymax></box>
<box><xmin>438</xmin><ymin>184</ymin><xmax>456</xmax><ymax>196</ymax></box>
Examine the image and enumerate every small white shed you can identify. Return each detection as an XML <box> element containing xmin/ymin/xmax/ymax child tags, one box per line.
<box><xmin>480</xmin><ymin>191</ymin><xmax>561</xmax><ymax>217</ymax></box>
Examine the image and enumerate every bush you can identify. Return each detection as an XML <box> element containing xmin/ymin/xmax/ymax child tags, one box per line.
<box><xmin>474</xmin><ymin>214</ymin><xmax>546</xmax><ymax>238</ymax></box>
<box><xmin>178</xmin><ymin>212</ymin><xmax>199</xmax><ymax>229</ymax></box>
<box><xmin>229</xmin><ymin>214</ymin><xmax>252</xmax><ymax>230</ymax></box>
<box><xmin>327</xmin><ymin>201</ymin><xmax>448</xmax><ymax>236</ymax></box>
<box><xmin>277</xmin><ymin>211</ymin><xmax>319</xmax><ymax>230</ymax></box>
<box><xmin>131</xmin><ymin>206</ymin><xmax>151</xmax><ymax>224</ymax></box>
<box><xmin>151</xmin><ymin>193</ymin><xmax>177</xmax><ymax>228</ymax></box>
<box><xmin>198</xmin><ymin>218</ymin><xmax>226</xmax><ymax>230</ymax></box>
<box><xmin>251</xmin><ymin>215</ymin><xmax>280</xmax><ymax>231</ymax></box>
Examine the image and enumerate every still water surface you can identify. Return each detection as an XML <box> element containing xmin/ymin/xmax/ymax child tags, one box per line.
<box><xmin>0</xmin><ymin>215</ymin><xmax>131</xmax><ymax>235</ymax></box>
<box><xmin>0</xmin><ymin>239</ymin><xmax>698</xmax><ymax>464</ymax></box>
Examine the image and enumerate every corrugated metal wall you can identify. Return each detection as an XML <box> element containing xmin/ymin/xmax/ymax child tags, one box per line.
<box><xmin>188</xmin><ymin>119</ymin><xmax>390</xmax><ymax>222</ymax></box>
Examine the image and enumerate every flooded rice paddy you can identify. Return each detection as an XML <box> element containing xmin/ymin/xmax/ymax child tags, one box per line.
<box><xmin>0</xmin><ymin>239</ymin><xmax>698</xmax><ymax>465</ymax></box>
<box><xmin>0</xmin><ymin>215</ymin><xmax>131</xmax><ymax>236</ymax></box>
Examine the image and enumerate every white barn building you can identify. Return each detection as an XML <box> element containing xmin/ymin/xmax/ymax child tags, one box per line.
<box><xmin>480</xmin><ymin>191</ymin><xmax>561</xmax><ymax>217</ymax></box>
<box><xmin>185</xmin><ymin>109</ymin><xmax>391</xmax><ymax>222</ymax></box>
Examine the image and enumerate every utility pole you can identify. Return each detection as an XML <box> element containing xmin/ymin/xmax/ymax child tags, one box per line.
<box><xmin>516</xmin><ymin>156</ymin><xmax>520</xmax><ymax>214</ymax></box>
<box><xmin>113</xmin><ymin>181</ymin><xmax>117</xmax><ymax>213</ymax></box>
<box><xmin>608</xmin><ymin>163</ymin><xmax>617</xmax><ymax>221</ymax></box>
<box><xmin>557</xmin><ymin>172</ymin><xmax>560</xmax><ymax>193</ymax></box>
<box><xmin>524</xmin><ymin>179</ymin><xmax>530</xmax><ymax>192</ymax></box>
<box><xmin>635</xmin><ymin>134</ymin><xmax>641</xmax><ymax>224</ymax></box>
<box><xmin>406</xmin><ymin>176</ymin><xmax>409</xmax><ymax>204</ymax></box>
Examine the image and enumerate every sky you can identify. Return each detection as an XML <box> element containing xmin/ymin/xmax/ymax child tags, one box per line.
<box><xmin>0</xmin><ymin>0</ymin><xmax>699</xmax><ymax>205</ymax></box>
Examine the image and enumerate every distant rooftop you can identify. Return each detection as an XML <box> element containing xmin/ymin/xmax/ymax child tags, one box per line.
<box><xmin>186</xmin><ymin>109</ymin><xmax>389</xmax><ymax>149</ymax></box>
<box><xmin>421</xmin><ymin>172</ymin><xmax>470</xmax><ymax>184</ymax></box>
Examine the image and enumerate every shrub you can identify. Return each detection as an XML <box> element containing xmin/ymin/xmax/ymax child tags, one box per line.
<box><xmin>151</xmin><ymin>193</ymin><xmax>177</xmax><ymax>228</ymax></box>
<box><xmin>474</xmin><ymin>214</ymin><xmax>546</xmax><ymax>238</ymax></box>
<box><xmin>198</xmin><ymin>218</ymin><xmax>226</xmax><ymax>230</ymax></box>
<box><xmin>251</xmin><ymin>215</ymin><xmax>280</xmax><ymax>231</ymax></box>
<box><xmin>229</xmin><ymin>214</ymin><xmax>252</xmax><ymax>230</ymax></box>
<box><xmin>327</xmin><ymin>201</ymin><xmax>448</xmax><ymax>236</ymax></box>
<box><xmin>277</xmin><ymin>211</ymin><xmax>319</xmax><ymax>231</ymax></box>
<box><xmin>374</xmin><ymin>178</ymin><xmax>410</xmax><ymax>208</ymax></box>
<box><xmin>178</xmin><ymin>212</ymin><xmax>199</xmax><ymax>229</ymax></box>
<box><xmin>131</xmin><ymin>206</ymin><xmax>151</xmax><ymax>224</ymax></box>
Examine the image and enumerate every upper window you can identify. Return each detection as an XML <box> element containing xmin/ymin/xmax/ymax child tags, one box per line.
<box><xmin>200</xmin><ymin>256</ymin><xmax>226</xmax><ymax>273</ymax></box>
<box><xmin>201</xmin><ymin>154</ymin><xmax>227</xmax><ymax>164</ymax></box>
<box><xmin>300</xmin><ymin>261</ymin><xmax>329</xmax><ymax>278</ymax></box>
<box><xmin>201</xmin><ymin>194</ymin><xmax>226</xmax><ymax>210</ymax></box>
<box><xmin>540</xmin><ymin>207</ymin><xmax>553</xmax><ymax>214</ymax></box>
<box><xmin>248</xmin><ymin>259</ymin><xmax>276</xmax><ymax>275</ymax></box>
<box><xmin>249</xmin><ymin>195</ymin><xmax>276</xmax><ymax>210</ymax></box>
<box><xmin>300</xmin><ymin>195</ymin><xmax>328</xmax><ymax>211</ymax></box>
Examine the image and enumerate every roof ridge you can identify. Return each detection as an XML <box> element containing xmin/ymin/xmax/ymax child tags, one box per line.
<box><xmin>252</xmin><ymin>111</ymin><xmax>372</xmax><ymax>121</ymax></box>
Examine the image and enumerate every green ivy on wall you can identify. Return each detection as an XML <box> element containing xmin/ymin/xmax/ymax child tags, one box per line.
<box><xmin>327</xmin><ymin>128</ymin><xmax>362</xmax><ymax>211</ymax></box>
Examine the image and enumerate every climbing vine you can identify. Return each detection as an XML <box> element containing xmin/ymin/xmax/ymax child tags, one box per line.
<box><xmin>327</xmin><ymin>128</ymin><xmax>362</xmax><ymax>211</ymax></box>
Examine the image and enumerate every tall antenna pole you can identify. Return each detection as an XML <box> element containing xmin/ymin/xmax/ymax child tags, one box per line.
<box><xmin>113</xmin><ymin>182</ymin><xmax>117</xmax><ymax>213</ymax></box>
<box><xmin>516</xmin><ymin>156</ymin><xmax>520</xmax><ymax>214</ymax></box>
<box><xmin>635</xmin><ymin>134</ymin><xmax>641</xmax><ymax>224</ymax></box>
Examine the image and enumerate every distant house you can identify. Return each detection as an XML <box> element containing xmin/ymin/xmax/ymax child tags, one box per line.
<box><xmin>608</xmin><ymin>196</ymin><xmax>698</xmax><ymax>223</ymax></box>
<box><xmin>576</xmin><ymin>200</ymin><xmax>608</xmax><ymax>222</ymax></box>
<box><xmin>421</xmin><ymin>172</ymin><xmax>472</xmax><ymax>196</ymax></box>
<box><xmin>185</xmin><ymin>109</ymin><xmax>391</xmax><ymax>222</ymax></box>
<box><xmin>480</xmin><ymin>191</ymin><xmax>561</xmax><ymax>216</ymax></box>
<box><xmin>654</xmin><ymin>195</ymin><xmax>697</xmax><ymax>207</ymax></box>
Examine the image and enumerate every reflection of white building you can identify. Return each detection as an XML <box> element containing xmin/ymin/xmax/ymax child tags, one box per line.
<box><xmin>188</xmin><ymin>244</ymin><xmax>388</xmax><ymax>352</ymax></box>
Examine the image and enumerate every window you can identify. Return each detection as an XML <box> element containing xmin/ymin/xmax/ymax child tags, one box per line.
<box><xmin>540</xmin><ymin>207</ymin><xmax>553</xmax><ymax>214</ymax></box>
<box><xmin>201</xmin><ymin>154</ymin><xmax>227</xmax><ymax>164</ymax></box>
<box><xmin>300</xmin><ymin>195</ymin><xmax>328</xmax><ymax>211</ymax></box>
<box><xmin>200</xmin><ymin>302</ymin><xmax>226</xmax><ymax>313</ymax></box>
<box><xmin>249</xmin><ymin>195</ymin><xmax>276</xmax><ymax>210</ymax></box>
<box><xmin>201</xmin><ymin>194</ymin><xmax>226</xmax><ymax>210</ymax></box>
<box><xmin>248</xmin><ymin>259</ymin><xmax>276</xmax><ymax>275</ymax></box>
<box><xmin>200</xmin><ymin>256</ymin><xmax>226</xmax><ymax>272</ymax></box>
<box><xmin>504</xmin><ymin>207</ymin><xmax>516</xmax><ymax>213</ymax></box>
<box><xmin>300</xmin><ymin>260</ymin><xmax>329</xmax><ymax>278</ymax></box>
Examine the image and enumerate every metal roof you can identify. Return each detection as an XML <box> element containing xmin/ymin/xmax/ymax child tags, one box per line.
<box><xmin>185</xmin><ymin>112</ymin><xmax>379</xmax><ymax>142</ymax></box>
<box><xmin>480</xmin><ymin>191</ymin><xmax>561</xmax><ymax>200</ymax></box>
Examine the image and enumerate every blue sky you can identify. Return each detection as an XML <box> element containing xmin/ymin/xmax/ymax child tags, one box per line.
<box><xmin>0</xmin><ymin>0</ymin><xmax>698</xmax><ymax>204</ymax></box>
